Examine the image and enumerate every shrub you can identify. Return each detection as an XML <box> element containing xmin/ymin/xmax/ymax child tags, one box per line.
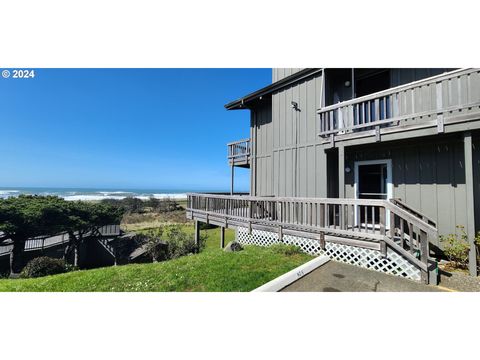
<box><xmin>20</xmin><ymin>257</ymin><xmax>67</xmax><ymax>278</ymax></box>
<box><xmin>440</xmin><ymin>226</ymin><xmax>470</xmax><ymax>269</ymax></box>
<box><xmin>141</xmin><ymin>228</ymin><xmax>168</xmax><ymax>262</ymax></box>
<box><xmin>141</xmin><ymin>225</ymin><xmax>206</xmax><ymax>262</ymax></box>
<box><xmin>270</xmin><ymin>243</ymin><xmax>303</xmax><ymax>256</ymax></box>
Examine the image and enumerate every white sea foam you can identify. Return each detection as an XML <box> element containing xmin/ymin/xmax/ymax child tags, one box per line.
<box><xmin>63</xmin><ymin>193</ymin><xmax>187</xmax><ymax>201</ymax></box>
<box><xmin>96</xmin><ymin>191</ymin><xmax>134</xmax><ymax>195</ymax></box>
<box><xmin>0</xmin><ymin>190</ymin><xmax>20</xmax><ymax>195</ymax></box>
<box><xmin>0</xmin><ymin>190</ymin><xmax>20</xmax><ymax>198</ymax></box>
<box><xmin>0</xmin><ymin>189</ymin><xmax>188</xmax><ymax>201</ymax></box>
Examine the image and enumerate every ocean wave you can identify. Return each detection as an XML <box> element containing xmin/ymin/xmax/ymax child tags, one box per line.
<box><xmin>64</xmin><ymin>193</ymin><xmax>187</xmax><ymax>201</ymax></box>
<box><xmin>152</xmin><ymin>193</ymin><xmax>188</xmax><ymax>199</ymax></box>
<box><xmin>64</xmin><ymin>195</ymin><xmax>128</xmax><ymax>201</ymax></box>
<box><xmin>0</xmin><ymin>190</ymin><xmax>20</xmax><ymax>199</ymax></box>
<box><xmin>96</xmin><ymin>191</ymin><xmax>134</xmax><ymax>195</ymax></box>
<box><xmin>0</xmin><ymin>190</ymin><xmax>20</xmax><ymax>195</ymax></box>
<box><xmin>0</xmin><ymin>189</ymin><xmax>188</xmax><ymax>201</ymax></box>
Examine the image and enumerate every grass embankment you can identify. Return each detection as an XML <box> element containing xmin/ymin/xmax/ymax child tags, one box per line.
<box><xmin>121</xmin><ymin>206</ymin><xmax>236</xmax><ymax>250</ymax></box>
<box><xmin>0</xmin><ymin>246</ymin><xmax>312</xmax><ymax>292</ymax></box>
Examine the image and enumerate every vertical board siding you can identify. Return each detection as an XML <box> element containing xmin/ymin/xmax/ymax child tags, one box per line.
<box><xmin>252</xmin><ymin>99</ymin><xmax>273</xmax><ymax>196</ymax></box>
<box><xmin>269</xmin><ymin>72</ymin><xmax>324</xmax><ymax>198</ymax></box>
<box><xmin>250</xmin><ymin>69</ymin><xmax>476</xmax><ymax>241</ymax></box>
<box><xmin>272</xmin><ymin>68</ymin><xmax>305</xmax><ymax>83</ymax></box>
<box><xmin>390</xmin><ymin>68</ymin><xmax>454</xmax><ymax>87</ymax></box>
<box><xmin>343</xmin><ymin>135</ymin><xmax>469</xmax><ymax>246</ymax></box>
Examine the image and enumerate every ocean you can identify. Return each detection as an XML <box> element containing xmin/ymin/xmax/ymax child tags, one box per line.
<box><xmin>0</xmin><ymin>187</ymin><xmax>197</xmax><ymax>201</ymax></box>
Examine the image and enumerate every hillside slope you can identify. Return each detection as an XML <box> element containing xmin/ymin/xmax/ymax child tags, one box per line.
<box><xmin>0</xmin><ymin>246</ymin><xmax>312</xmax><ymax>292</ymax></box>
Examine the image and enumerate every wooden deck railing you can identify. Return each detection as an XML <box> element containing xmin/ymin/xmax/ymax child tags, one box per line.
<box><xmin>318</xmin><ymin>68</ymin><xmax>480</xmax><ymax>141</ymax></box>
<box><xmin>390</xmin><ymin>198</ymin><xmax>437</xmax><ymax>228</ymax></box>
<box><xmin>227</xmin><ymin>138</ymin><xmax>251</xmax><ymax>162</ymax></box>
<box><xmin>187</xmin><ymin>193</ymin><xmax>438</xmax><ymax>282</ymax></box>
<box><xmin>0</xmin><ymin>225</ymin><xmax>121</xmax><ymax>256</ymax></box>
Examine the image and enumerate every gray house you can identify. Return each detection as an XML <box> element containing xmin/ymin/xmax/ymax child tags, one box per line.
<box><xmin>187</xmin><ymin>68</ymin><xmax>480</xmax><ymax>284</ymax></box>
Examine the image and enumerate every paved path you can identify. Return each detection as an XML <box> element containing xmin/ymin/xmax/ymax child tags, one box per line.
<box><xmin>281</xmin><ymin>261</ymin><xmax>443</xmax><ymax>292</ymax></box>
<box><xmin>437</xmin><ymin>269</ymin><xmax>480</xmax><ymax>292</ymax></box>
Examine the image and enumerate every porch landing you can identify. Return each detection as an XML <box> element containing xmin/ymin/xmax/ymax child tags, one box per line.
<box><xmin>281</xmin><ymin>260</ymin><xmax>443</xmax><ymax>292</ymax></box>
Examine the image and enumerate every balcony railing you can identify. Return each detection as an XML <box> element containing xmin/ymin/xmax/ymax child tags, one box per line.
<box><xmin>318</xmin><ymin>68</ymin><xmax>480</xmax><ymax>142</ymax></box>
<box><xmin>227</xmin><ymin>138</ymin><xmax>251</xmax><ymax>166</ymax></box>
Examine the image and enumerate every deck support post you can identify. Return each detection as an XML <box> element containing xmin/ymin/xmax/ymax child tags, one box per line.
<box><xmin>194</xmin><ymin>220</ymin><xmax>201</xmax><ymax>251</ymax></box>
<box><xmin>220</xmin><ymin>226</ymin><xmax>225</xmax><ymax>248</ymax></box>
<box><xmin>338</xmin><ymin>144</ymin><xmax>345</xmax><ymax>198</ymax></box>
<box><xmin>230</xmin><ymin>164</ymin><xmax>234</xmax><ymax>195</ymax></box>
<box><xmin>464</xmin><ymin>131</ymin><xmax>478</xmax><ymax>277</ymax></box>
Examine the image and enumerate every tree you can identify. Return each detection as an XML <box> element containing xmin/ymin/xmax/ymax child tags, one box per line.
<box><xmin>0</xmin><ymin>196</ymin><xmax>123</xmax><ymax>275</ymax></box>
<box><xmin>0</xmin><ymin>196</ymin><xmax>71</xmax><ymax>275</ymax></box>
<box><xmin>141</xmin><ymin>228</ymin><xmax>167</xmax><ymax>262</ymax></box>
<box><xmin>63</xmin><ymin>201</ymin><xmax>123</xmax><ymax>267</ymax></box>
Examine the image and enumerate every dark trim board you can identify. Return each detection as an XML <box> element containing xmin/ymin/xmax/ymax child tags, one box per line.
<box><xmin>225</xmin><ymin>68</ymin><xmax>323</xmax><ymax>110</ymax></box>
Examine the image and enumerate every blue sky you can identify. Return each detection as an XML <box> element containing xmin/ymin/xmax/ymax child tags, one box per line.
<box><xmin>0</xmin><ymin>68</ymin><xmax>271</xmax><ymax>191</ymax></box>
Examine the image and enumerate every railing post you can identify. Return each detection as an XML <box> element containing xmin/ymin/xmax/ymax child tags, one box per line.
<box><xmin>248</xmin><ymin>199</ymin><xmax>253</xmax><ymax>234</ymax></box>
<box><xmin>420</xmin><ymin>229</ymin><xmax>429</xmax><ymax>284</ymax></box>
<box><xmin>436</xmin><ymin>81</ymin><xmax>445</xmax><ymax>133</ymax></box>
<box><xmin>379</xmin><ymin>206</ymin><xmax>387</xmax><ymax>257</ymax></box>
<box><xmin>319</xmin><ymin>203</ymin><xmax>326</xmax><ymax>250</ymax></box>
<box><xmin>230</xmin><ymin>164</ymin><xmax>234</xmax><ymax>195</ymax></box>
<box><xmin>389</xmin><ymin>210</ymin><xmax>395</xmax><ymax>238</ymax></box>
<box><xmin>338</xmin><ymin>144</ymin><xmax>345</xmax><ymax>198</ymax></box>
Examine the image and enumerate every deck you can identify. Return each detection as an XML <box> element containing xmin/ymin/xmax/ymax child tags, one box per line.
<box><xmin>186</xmin><ymin>193</ymin><xmax>438</xmax><ymax>283</ymax></box>
<box><xmin>227</xmin><ymin>138</ymin><xmax>251</xmax><ymax>168</ymax></box>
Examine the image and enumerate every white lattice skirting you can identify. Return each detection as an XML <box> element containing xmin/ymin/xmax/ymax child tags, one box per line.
<box><xmin>236</xmin><ymin>227</ymin><xmax>421</xmax><ymax>281</ymax></box>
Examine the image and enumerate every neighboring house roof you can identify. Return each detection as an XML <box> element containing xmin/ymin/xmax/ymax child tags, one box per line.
<box><xmin>225</xmin><ymin>68</ymin><xmax>323</xmax><ymax>110</ymax></box>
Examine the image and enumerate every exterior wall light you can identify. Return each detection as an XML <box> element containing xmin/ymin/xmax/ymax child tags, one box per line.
<box><xmin>345</xmin><ymin>166</ymin><xmax>351</xmax><ymax>173</ymax></box>
<box><xmin>291</xmin><ymin>101</ymin><xmax>298</xmax><ymax>110</ymax></box>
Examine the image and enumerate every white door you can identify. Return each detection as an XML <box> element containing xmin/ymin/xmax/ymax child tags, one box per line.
<box><xmin>354</xmin><ymin>159</ymin><xmax>392</xmax><ymax>228</ymax></box>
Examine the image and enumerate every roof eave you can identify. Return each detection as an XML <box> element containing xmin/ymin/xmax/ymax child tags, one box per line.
<box><xmin>224</xmin><ymin>68</ymin><xmax>323</xmax><ymax>110</ymax></box>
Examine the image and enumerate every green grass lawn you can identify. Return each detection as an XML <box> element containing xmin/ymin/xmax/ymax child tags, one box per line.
<box><xmin>0</xmin><ymin>246</ymin><xmax>312</xmax><ymax>292</ymax></box>
<box><xmin>127</xmin><ymin>221</ymin><xmax>236</xmax><ymax>250</ymax></box>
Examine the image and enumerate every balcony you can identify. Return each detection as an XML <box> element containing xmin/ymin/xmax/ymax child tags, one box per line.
<box><xmin>318</xmin><ymin>68</ymin><xmax>480</xmax><ymax>145</ymax></box>
<box><xmin>227</xmin><ymin>138</ymin><xmax>251</xmax><ymax>168</ymax></box>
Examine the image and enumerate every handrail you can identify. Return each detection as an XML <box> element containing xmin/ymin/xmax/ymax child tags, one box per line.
<box><xmin>187</xmin><ymin>192</ymin><xmax>388</xmax><ymax>206</ymax></box>
<box><xmin>317</xmin><ymin>68</ymin><xmax>480</xmax><ymax>139</ymax></box>
<box><xmin>227</xmin><ymin>138</ymin><xmax>251</xmax><ymax>146</ymax></box>
<box><xmin>0</xmin><ymin>224</ymin><xmax>121</xmax><ymax>255</ymax></box>
<box><xmin>385</xmin><ymin>201</ymin><xmax>437</xmax><ymax>238</ymax></box>
<box><xmin>317</xmin><ymin>68</ymin><xmax>470</xmax><ymax>113</ymax></box>
<box><xmin>390</xmin><ymin>198</ymin><xmax>437</xmax><ymax>228</ymax></box>
<box><xmin>187</xmin><ymin>193</ymin><xmax>438</xmax><ymax>282</ymax></box>
<box><xmin>227</xmin><ymin>138</ymin><xmax>251</xmax><ymax>160</ymax></box>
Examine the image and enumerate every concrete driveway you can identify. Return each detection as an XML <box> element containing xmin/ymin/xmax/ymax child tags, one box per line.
<box><xmin>281</xmin><ymin>260</ymin><xmax>444</xmax><ymax>292</ymax></box>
